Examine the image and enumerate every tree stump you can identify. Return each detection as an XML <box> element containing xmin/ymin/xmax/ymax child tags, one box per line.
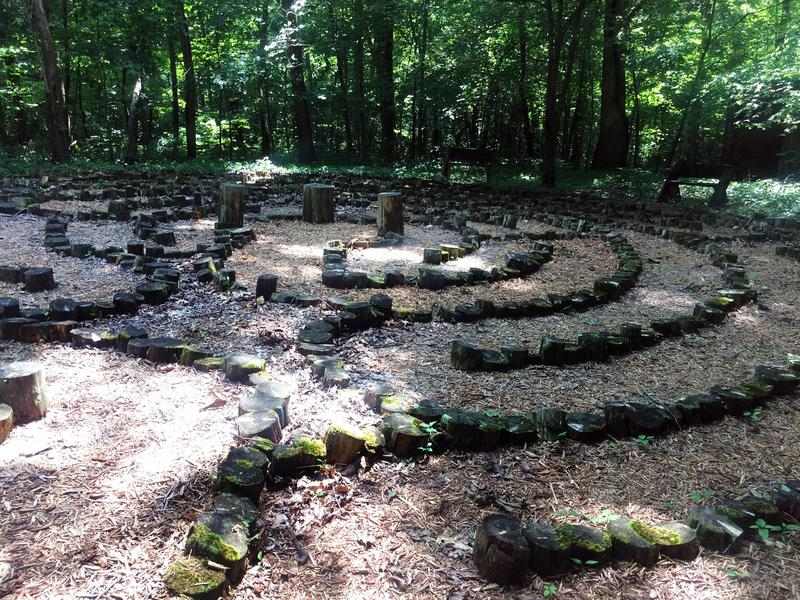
<box><xmin>377</xmin><ymin>191</ymin><xmax>404</xmax><ymax>235</ymax></box>
<box><xmin>23</xmin><ymin>268</ymin><xmax>56</xmax><ymax>292</ymax></box>
<box><xmin>324</xmin><ymin>422</ymin><xmax>367</xmax><ymax>465</ymax></box>
<box><xmin>0</xmin><ymin>362</ymin><xmax>47</xmax><ymax>424</ymax></box>
<box><xmin>255</xmin><ymin>274</ymin><xmax>278</xmax><ymax>301</ymax></box>
<box><xmin>473</xmin><ymin>513</ymin><xmax>530</xmax><ymax>585</ymax></box>
<box><xmin>218</xmin><ymin>184</ymin><xmax>247</xmax><ymax>229</ymax></box>
<box><xmin>302</xmin><ymin>183</ymin><xmax>335</xmax><ymax>224</ymax></box>
<box><xmin>0</xmin><ymin>403</ymin><xmax>13</xmax><ymax>444</ymax></box>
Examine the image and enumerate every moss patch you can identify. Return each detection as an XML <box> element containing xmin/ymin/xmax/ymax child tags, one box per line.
<box><xmin>164</xmin><ymin>557</ymin><xmax>225</xmax><ymax>597</ymax></box>
<box><xmin>187</xmin><ymin>523</ymin><xmax>242</xmax><ymax>564</ymax></box>
<box><xmin>631</xmin><ymin>520</ymin><xmax>681</xmax><ymax>545</ymax></box>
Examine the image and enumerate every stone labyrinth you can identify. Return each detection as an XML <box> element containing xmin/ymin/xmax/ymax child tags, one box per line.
<box><xmin>1</xmin><ymin>173</ymin><xmax>800</xmax><ymax>599</ymax></box>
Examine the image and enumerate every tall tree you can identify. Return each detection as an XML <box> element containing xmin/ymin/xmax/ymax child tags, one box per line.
<box><xmin>374</xmin><ymin>0</ymin><xmax>397</xmax><ymax>163</ymax></box>
<box><xmin>176</xmin><ymin>0</ymin><xmax>197</xmax><ymax>158</ymax></box>
<box><xmin>282</xmin><ymin>0</ymin><xmax>316</xmax><ymax>163</ymax></box>
<box><xmin>353</xmin><ymin>0</ymin><xmax>368</xmax><ymax>160</ymax></box>
<box><xmin>542</xmin><ymin>0</ymin><xmax>590</xmax><ymax>186</ymax></box>
<box><xmin>592</xmin><ymin>0</ymin><xmax>629</xmax><ymax>168</ymax></box>
<box><xmin>31</xmin><ymin>0</ymin><xmax>70</xmax><ymax>162</ymax></box>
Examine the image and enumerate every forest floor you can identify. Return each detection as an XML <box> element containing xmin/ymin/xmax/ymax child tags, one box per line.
<box><xmin>0</xmin><ymin>175</ymin><xmax>799</xmax><ymax>600</ymax></box>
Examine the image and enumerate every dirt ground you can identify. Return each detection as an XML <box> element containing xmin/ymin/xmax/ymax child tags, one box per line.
<box><xmin>1</xmin><ymin>187</ymin><xmax>799</xmax><ymax>600</ymax></box>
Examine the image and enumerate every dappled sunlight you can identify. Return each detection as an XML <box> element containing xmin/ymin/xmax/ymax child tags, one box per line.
<box><xmin>634</xmin><ymin>288</ymin><xmax>698</xmax><ymax>310</ymax></box>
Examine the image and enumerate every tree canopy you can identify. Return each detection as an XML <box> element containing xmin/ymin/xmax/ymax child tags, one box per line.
<box><xmin>0</xmin><ymin>0</ymin><xmax>797</xmax><ymax>181</ymax></box>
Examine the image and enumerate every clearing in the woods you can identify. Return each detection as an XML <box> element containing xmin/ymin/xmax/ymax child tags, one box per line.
<box><xmin>0</xmin><ymin>170</ymin><xmax>799</xmax><ymax>600</ymax></box>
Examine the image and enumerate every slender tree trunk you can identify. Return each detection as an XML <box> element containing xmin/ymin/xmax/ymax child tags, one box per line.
<box><xmin>664</xmin><ymin>0</ymin><xmax>718</xmax><ymax>169</ymax></box>
<box><xmin>777</xmin><ymin>0</ymin><xmax>792</xmax><ymax>48</ymax></box>
<box><xmin>258</xmin><ymin>1</ymin><xmax>273</xmax><ymax>155</ymax></box>
<box><xmin>353</xmin><ymin>0</ymin><xmax>367</xmax><ymax>160</ymax></box>
<box><xmin>176</xmin><ymin>0</ymin><xmax>198</xmax><ymax>159</ymax></box>
<box><xmin>330</xmin><ymin>2</ymin><xmax>352</xmax><ymax>153</ymax></box>
<box><xmin>592</xmin><ymin>0</ymin><xmax>629</xmax><ymax>169</ymax></box>
<box><xmin>126</xmin><ymin>75</ymin><xmax>142</xmax><ymax>161</ymax></box>
<box><xmin>282</xmin><ymin>0</ymin><xmax>316</xmax><ymax>163</ymax></box>
<box><xmin>168</xmin><ymin>34</ymin><xmax>180</xmax><ymax>155</ymax></box>
<box><xmin>568</xmin><ymin>39</ymin><xmax>592</xmax><ymax>165</ymax></box>
<box><xmin>61</xmin><ymin>0</ymin><xmax>71</xmax><ymax>118</ymax></box>
<box><xmin>374</xmin><ymin>0</ymin><xmax>397</xmax><ymax>163</ymax></box>
<box><xmin>542</xmin><ymin>35</ymin><xmax>561</xmax><ymax>186</ymax></box>
<box><xmin>31</xmin><ymin>0</ymin><xmax>70</xmax><ymax>162</ymax></box>
<box><xmin>518</xmin><ymin>5</ymin><xmax>534</xmax><ymax>157</ymax></box>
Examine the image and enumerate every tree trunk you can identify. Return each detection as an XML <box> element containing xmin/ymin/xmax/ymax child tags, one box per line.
<box><xmin>664</xmin><ymin>0</ymin><xmax>718</xmax><ymax>169</ymax></box>
<box><xmin>168</xmin><ymin>34</ymin><xmax>180</xmax><ymax>155</ymax></box>
<box><xmin>283</xmin><ymin>0</ymin><xmax>316</xmax><ymax>163</ymax></box>
<box><xmin>542</xmin><ymin>5</ymin><xmax>562</xmax><ymax>187</ymax></box>
<box><xmin>176</xmin><ymin>0</ymin><xmax>197</xmax><ymax>159</ymax></box>
<box><xmin>592</xmin><ymin>0</ymin><xmax>629</xmax><ymax>169</ymax></box>
<box><xmin>31</xmin><ymin>0</ymin><xmax>70</xmax><ymax>162</ymax></box>
<box><xmin>330</xmin><ymin>2</ymin><xmax>352</xmax><ymax>154</ymax></box>
<box><xmin>374</xmin><ymin>0</ymin><xmax>397</xmax><ymax>163</ymax></box>
<box><xmin>126</xmin><ymin>75</ymin><xmax>142</xmax><ymax>161</ymax></box>
<box><xmin>353</xmin><ymin>0</ymin><xmax>367</xmax><ymax>161</ymax></box>
<box><xmin>517</xmin><ymin>5</ymin><xmax>534</xmax><ymax>157</ymax></box>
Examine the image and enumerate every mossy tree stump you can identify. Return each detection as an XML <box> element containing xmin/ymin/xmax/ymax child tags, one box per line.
<box><xmin>0</xmin><ymin>362</ymin><xmax>47</xmax><ymax>424</ymax></box>
<box><xmin>473</xmin><ymin>513</ymin><xmax>530</xmax><ymax>585</ymax></box>
<box><xmin>377</xmin><ymin>191</ymin><xmax>403</xmax><ymax>236</ymax></box>
<box><xmin>524</xmin><ymin>521</ymin><xmax>571</xmax><ymax>576</ymax></box>
<box><xmin>324</xmin><ymin>422</ymin><xmax>367</xmax><ymax>465</ymax></box>
<box><xmin>607</xmin><ymin>518</ymin><xmax>659</xmax><ymax>566</ymax></box>
<box><xmin>218</xmin><ymin>184</ymin><xmax>247</xmax><ymax>229</ymax></box>
<box><xmin>164</xmin><ymin>557</ymin><xmax>227</xmax><ymax>600</ymax></box>
<box><xmin>302</xmin><ymin>183</ymin><xmax>335</xmax><ymax>224</ymax></box>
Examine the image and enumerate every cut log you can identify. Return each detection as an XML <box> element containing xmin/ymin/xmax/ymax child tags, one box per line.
<box><xmin>377</xmin><ymin>191</ymin><xmax>404</xmax><ymax>235</ymax></box>
<box><xmin>235</xmin><ymin>409</ymin><xmax>282</xmax><ymax>442</ymax></box>
<box><xmin>23</xmin><ymin>268</ymin><xmax>56</xmax><ymax>292</ymax></box>
<box><xmin>524</xmin><ymin>521</ymin><xmax>572</xmax><ymax>576</ymax></box>
<box><xmin>0</xmin><ymin>298</ymin><xmax>20</xmax><ymax>318</ymax></box>
<box><xmin>217</xmin><ymin>184</ymin><xmax>247</xmax><ymax>229</ymax></box>
<box><xmin>382</xmin><ymin>413</ymin><xmax>430</xmax><ymax>457</ymax></box>
<box><xmin>216</xmin><ymin>446</ymin><xmax>268</xmax><ymax>501</ymax></box>
<box><xmin>224</xmin><ymin>353</ymin><xmax>266</xmax><ymax>382</ymax></box>
<box><xmin>0</xmin><ymin>403</ymin><xmax>13</xmax><ymax>444</ymax></box>
<box><xmin>255</xmin><ymin>274</ymin><xmax>279</xmax><ymax>301</ymax></box>
<box><xmin>324</xmin><ymin>422</ymin><xmax>367</xmax><ymax>465</ymax></box>
<box><xmin>0</xmin><ymin>362</ymin><xmax>47</xmax><ymax>424</ymax></box>
<box><xmin>302</xmin><ymin>183</ymin><xmax>336</xmax><ymax>224</ymax></box>
<box><xmin>473</xmin><ymin>513</ymin><xmax>530</xmax><ymax>585</ymax></box>
<box><xmin>607</xmin><ymin>518</ymin><xmax>659</xmax><ymax>566</ymax></box>
<box><xmin>164</xmin><ymin>557</ymin><xmax>226</xmax><ymax>600</ymax></box>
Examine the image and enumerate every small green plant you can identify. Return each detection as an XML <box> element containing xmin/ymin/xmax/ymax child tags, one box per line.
<box><xmin>751</xmin><ymin>519</ymin><xmax>800</xmax><ymax>542</ymax></box>
<box><xmin>689</xmin><ymin>488</ymin><xmax>714</xmax><ymax>504</ymax></box>
<box><xmin>743</xmin><ymin>407</ymin><xmax>763</xmax><ymax>423</ymax></box>
<box><xmin>635</xmin><ymin>434</ymin><xmax>654</xmax><ymax>447</ymax></box>
<box><xmin>751</xmin><ymin>518</ymin><xmax>781</xmax><ymax>542</ymax></box>
<box><xmin>543</xmin><ymin>582</ymin><xmax>558</xmax><ymax>598</ymax></box>
<box><xmin>570</xmin><ymin>558</ymin><xmax>599</xmax><ymax>567</ymax></box>
<box><xmin>590</xmin><ymin>509</ymin><xmax>621</xmax><ymax>525</ymax></box>
<box><xmin>418</xmin><ymin>421</ymin><xmax>438</xmax><ymax>454</ymax></box>
<box><xmin>726</xmin><ymin>568</ymin><xmax>750</xmax><ymax>579</ymax></box>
